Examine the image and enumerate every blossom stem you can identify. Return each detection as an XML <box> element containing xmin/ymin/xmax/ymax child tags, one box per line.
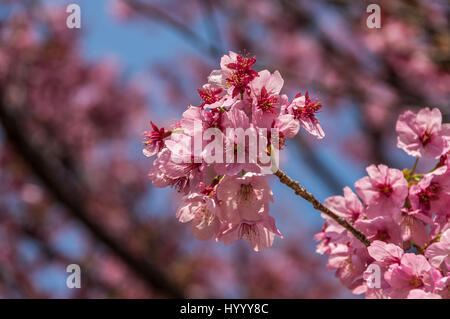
<box><xmin>412</xmin><ymin>242</ymin><xmax>425</xmax><ymax>255</ymax></box>
<box><xmin>428</xmin><ymin>160</ymin><xmax>444</xmax><ymax>174</ymax></box>
<box><xmin>411</xmin><ymin>158</ymin><xmax>419</xmax><ymax>174</ymax></box>
<box><xmin>426</xmin><ymin>233</ymin><xmax>442</xmax><ymax>249</ymax></box>
<box><xmin>274</xmin><ymin>168</ymin><xmax>371</xmax><ymax>247</ymax></box>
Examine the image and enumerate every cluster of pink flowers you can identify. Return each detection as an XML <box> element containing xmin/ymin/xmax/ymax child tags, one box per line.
<box><xmin>316</xmin><ymin>107</ymin><xmax>450</xmax><ymax>298</ymax></box>
<box><xmin>143</xmin><ymin>51</ymin><xmax>323</xmax><ymax>251</ymax></box>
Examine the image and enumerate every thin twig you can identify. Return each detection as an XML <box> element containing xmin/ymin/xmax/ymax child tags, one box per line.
<box><xmin>411</xmin><ymin>158</ymin><xmax>419</xmax><ymax>175</ymax></box>
<box><xmin>274</xmin><ymin>168</ymin><xmax>371</xmax><ymax>247</ymax></box>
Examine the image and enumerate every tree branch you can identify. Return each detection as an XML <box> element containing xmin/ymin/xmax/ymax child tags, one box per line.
<box><xmin>274</xmin><ymin>168</ymin><xmax>371</xmax><ymax>247</ymax></box>
<box><xmin>125</xmin><ymin>0</ymin><xmax>221</xmax><ymax>59</ymax></box>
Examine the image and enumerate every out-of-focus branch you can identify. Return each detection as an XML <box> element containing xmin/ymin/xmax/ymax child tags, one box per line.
<box><xmin>198</xmin><ymin>0</ymin><xmax>224</xmax><ymax>54</ymax></box>
<box><xmin>0</xmin><ymin>264</ymin><xmax>41</xmax><ymax>298</ymax></box>
<box><xmin>0</xmin><ymin>93</ymin><xmax>184</xmax><ymax>298</ymax></box>
<box><xmin>199</xmin><ymin>0</ymin><xmax>223</xmax><ymax>53</ymax></box>
<box><xmin>124</xmin><ymin>0</ymin><xmax>221</xmax><ymax>58</ymax></box>
<box><xmin>20</xmin><ymin>223</ymin><xmax>121</xmax><ymax>297</ymax></box>
<box><xmin>276</xmin><ymin>0</ymin><xmax>433</xmax><ymax>167</ymax></box>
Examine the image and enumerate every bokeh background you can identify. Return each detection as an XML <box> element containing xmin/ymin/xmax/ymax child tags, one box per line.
<box><xmin>0</xmin><ymin>0</ymin><xmax>448</xmax><ymax>298</ymax></box>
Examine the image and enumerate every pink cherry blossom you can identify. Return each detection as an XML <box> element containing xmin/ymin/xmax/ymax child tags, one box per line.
<box><xmin>355</xmin><ymin>216</ymin><xmax>402</xmax><ymax>246</ymax></box>
<box><xmin>148</xmin><ymin>148</ymin><xmax>187</xmax><ymax>190</ymax></box>
<box><xmin>157</xmin><ymin>142</ymin><xmax>204</xmax><ymax>193</ymax></box>
<box><xmin>273</xmin><ymin>113</ymin><xmax>300</xmax><ymax>149</ymax></box>
<box><xmin>355</xmin><ymin>164</ymin><xmax>408</xmax><ymax>222</ymax></box>
<box><xmin>407</xmin><ymin>289</ymin><xmax>442</xmax><ymax>299</ymax></box>
<box><xmin>214</xmin><ymin>104</ymin><xmax>261</xmax><ymax>175</ymax></box>
<box><xmin>143</xmin><ymin>122</ymin><xmax>169</xmax><ymax>157</ymax></box>
<box><xmin>144</xmin><ymin>51</ymin><xmax>326</xmax><ymax>251</ymax></box>
<box><xmin>367</xmin><ymin>240</ymin><xmax>403</xmax><ymax>266</ymax></box>
<box><xmin>216</xmin><ymin>174</ymin><xmax>273</xmax><ymax>222</ymax></box>
<box><xmin>324</xmin><ymin>186</ymin><xmax>364</xmax><ymax>223</ymax></box>
<box><xmin>396</xmin><ymin>107</ymin><xmax>450</xmax><ymax>158</ymax></box>
<box><xmin>425</xmin><ymin>229</ymin><xmax>450</xmax><ymax>269</ymax></box>
<box><xmin>141</xmin><ymin>50</ymin><xmax>448</xmax><ymax>299</ymax></box>
<box><xmin>4</xmin><ymin>0</ymin><xmax>450</xmax><ymax>299</ymax></box>
<box><xmin>385</xmin><ymin>253</ymin><xmax>439</xmax><ymax>298</ymax></box>
<box><xmin>221</xmin><ymin>51</ymin><xmax>259</xmax><ymax>98</ymax></box>
<box><xmin>197</xmin><ymin>85</ymin><xmax>224</xmax><ymax>108</ymax></box>
<box><xmin>273</xmin><ymin>114</ymin><xmax>300</xmax><ymax>139</ymax></box>
<box><xmin>287</xmin><ymin>91</ymin><xmax>324</xmax><ymax>139</ymax></box>
<box><xmin>409</xmin><ymin>166</ymin><xmax>450</xmax><ymax>215</ymax></box>
<box><xmin>400</xmin><ymin>209</ymin><xmax>429</xmax><ymax>248</ymax></box>
<box><xmin>314</xmin><ymin>222</ymin><xmax>347</xmax><ymax>256</ymax></box>
<box><xmin>218</xmin><ymin>213</ymin><xmax>282</xmax><ymax>252</ymax></box>
<box><xmin>249</xmin><ymin>70</ymin><xmax>284</xmax><ymax>128</ymax></box>
<box><xmin>177</xmin><ymin>193</ymin><xmax>221</xmax><ymax>240</ymax></box>
<box><xmin>325</xmin><ymin>243</ymin><xmax>369</xmax><ymax>291</ymax></box>
<box><xmin>433</xmin><ymin>276</ymin><xmax>450</xmax><ymax>299</ymax></box>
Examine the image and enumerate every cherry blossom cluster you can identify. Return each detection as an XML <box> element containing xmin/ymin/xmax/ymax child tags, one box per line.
<box><xmin>143</xmin><ymin>51</ymin><xmax>323</xmax><ymax>251</ymax></box>
<box><xmin>316</xmin><ymin>107</ymin><xmax>450</xmax><ymax>298</ymax></box>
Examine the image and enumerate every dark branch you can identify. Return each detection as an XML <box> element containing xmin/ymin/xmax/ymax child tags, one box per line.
<box><xmin>274</xmin><ymin>169</ymin><xmax>370</xmax><ymax>247</ymax></box>
<box><xmin>0</xmin><ymin>93</ymin><xmax>184</xmax><ymax>298</ymax></box>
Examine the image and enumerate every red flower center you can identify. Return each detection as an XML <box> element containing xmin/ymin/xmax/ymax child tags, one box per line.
<box><xmin>377</xmin><ymin>183</ymin><xmax>393</xmax><ymax>197</ymax></box>
<box><xmin>239</xmin><ymin>183</ymin><xmax>254</xmax><ymax>201</ymax></box>
<box><xmin>238</xmin><ymin>222</ymin><xmax>256</xmax><ymax>239</ymax></box>
<box><xmin>292</xmin><ymin>91</ymin><xmax>322</xmax><ymax>120</ymax></box>
<box><xmin>225</xmin><ymin>53</ymin><xmax>258</xmax><ymax>98</ymax></box>
<box><xmin>420</xmin><ymin>130</ymin><xmax>433</xmax><ymax>146</ymax></box>
<box><xmin>203</xmin><ymin>110</ymin><xmax>222</xmax><ymax>129</ymax></box>
<box><xmin>418</xmin><ymin>182</ymin><xmax>441</xmax><ymax>210</ymax></box>
<box><xmin>409</xmin><ymin>276</ymin><xmax>424</xmax><ymax>288</ymax></box>
<box><xmin>376</xmin><ymin>229</ymin><xmax>391</xmax><ymax>242</ymax></box>
<box><xmin>257</xmin><ymin>87</ymin><xmax>278</xmax><ymax>114</ymax></box>
<box><xmin>198</xmin><ymin>87</ymin><xmax>223</xmax><ymax>107</ymax></box>
<box><xmin>143</xmin><ymin>122</ymin><xmax>169</xmax><ymax>151</ymax></box>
